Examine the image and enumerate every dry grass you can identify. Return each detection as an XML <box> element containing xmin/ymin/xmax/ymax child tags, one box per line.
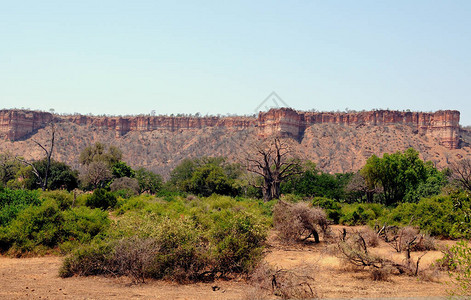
<box><xmin>358</xmin><ymin>227</ymin><xmax>380</xmax><ymax>247</ymax></box>
<box><xmin>370</xmin><ymin>267</ymin><xmax>390</xmax><ymax>281</ymax></box>
<box><xmin>249</xmin><ymin>263</ymin><xmax>318</xmax><ymax>299</ymax></box>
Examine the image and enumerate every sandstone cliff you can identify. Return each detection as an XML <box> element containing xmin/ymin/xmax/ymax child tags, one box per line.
<box><xmin>0</xmin><ymin>108</ymin><xmax>462</xmax><ymax>150</ymax></box>
<box><xmin>0</xmin><ymin>108</ymin><xmax>469</xmax><ymax>177</ymax></box>
<box><xmin>0</xmin><ymin>110</ymin><xmax>54</xmax><ymax>141</ymax></box>
<box><xmin>258</xmin><ymin>108</ymin><xmax>461</xmax><ymax>150</ymax></box>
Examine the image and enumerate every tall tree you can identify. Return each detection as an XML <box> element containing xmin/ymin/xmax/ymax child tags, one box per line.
<box><xmin>80</xmin><ymin>161</ymin><xmax>112</xmax><ymax>189</ymax></box>
<box><xmin>79</xmin><ymin>142</ymin><xmax>122</xmax><ymax>167</ymax></box>
<box><xmin>16</xmin><ymin>121</ymin><xmax>56</xmax><ymax>191</ymax></box>
<box><xmin>168</xmin><ymin>157</ymin><xmax>238</xmax><ymax>196</ymax></box>
<box><xmin>135</xmin><ymin>167</ymin><xmax>163</xmax><ymax>194</ymax></box>
<box><xmin>246</xmin><ymin>138</ymin><xmax>301</xmax><ymax>202</ymax></box>
<box><xmin>451</xmin><ymin>158</ymin><xmax>471</xmax><ymax>192</ymax></box>
<box><xmin>0</xmin><ymin>152</ymin><xmax>21</xmax><ymax>187</ymax></box>
<box><xmin>23</xmin><ymin>159</ymin><xmax>78</xmax><ymax>191</ymax></box>
<box><xmin>79</xmin><ymin>143</ymin><xmax>124</xmax><ymax>190</ymax></box>
<box><xmin>361</xmin><ymin>148</ymin><xmax>430</xmax><ymax>205</ymax></box>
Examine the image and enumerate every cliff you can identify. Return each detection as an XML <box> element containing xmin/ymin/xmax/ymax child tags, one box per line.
<box><xmin>0</xmin><ymin>108</ymin><xmax>462</xmax><ymax>150</ymax></box>
<box><xmin>258</xmin><ymin>108</ymin><xmax>461</xmax><ymax>149</ymax></box>
<box><xmin>0</xmin><ymin>110</ymin><xmax>54</xmax><ymax>140</ymax></box>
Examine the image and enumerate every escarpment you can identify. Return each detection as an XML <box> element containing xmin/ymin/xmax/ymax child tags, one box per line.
<box><xmin>257</xmin><ymin>108</ymin><xmax>461</xmax><ymax>150</ymax></box>
<box><xmin>0</xmin><ymin>108</ymin><xmax>462</xmax><ymax>150</ymax></box>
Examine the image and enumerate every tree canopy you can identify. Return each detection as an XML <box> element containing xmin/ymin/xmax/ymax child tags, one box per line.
<box><xmin>24</xmin><ymin>159</ymin><xmax>79</xmax><ymax>191</ymax></box>
<box><xmin>79</xmin><ymin>142</ymin><xmax>122</xmax><ymax>167</ymax></box>
<box><xmin>360</xmin><ymin>148</ymin><xmax>445</xmax><ymax>205</ymax></box>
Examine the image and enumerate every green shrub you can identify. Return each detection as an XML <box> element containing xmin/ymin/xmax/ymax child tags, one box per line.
<box><xmin>2</xmin><ymin>199</ymin><xmax>63</xmax><ymax>254</ymax></box>
<box><xmin>150</xmin><ymin>217</ymin><xmax>207</xmax><ymax>281</ymax></box>
<box><xmin>61</xmin><ymin>207</ymin><xmax>110</xmax><ymax>246</ymax></box>
<box><xmin>116</xmin><ymin>195</ymin><xmax>151</xmax><ymax>214</ymax></box>
<box><xmin>86</xmin><ymin>189</ymin><xmax>117</xmax><ymax>210</ymax></box>
<box><xmin>61</xmin><ymin>195</ymin><xmax>269</xmax><ymax>282</ymax></box>
<box><xmin>340</xmin><ymin>203</ymin><xmax>385</xmax><ymax>225</ymax></box>
<box><xmin>211</xmin><ymin>210</ymin><xmax>267</xmax><ymax>274</ymax></box>
<box><xmin>0</xmin><ymin>188</ymin><xmax>42</xmax><ymax>226</ymax></box>
<box><xmin>40</xmin><ymin>190</ymin><xmax>74</xmax><ymax>210</ymax></box>
<box><xmin>438</xmin><ymin>240</ymin><xmax>471</xmax><ymax>296</ymax></box>
<box><xmin>379</xmin><ymin>193</ymin><xmax>471</xmax><ymax>238</ymax></box>
<box><xmin>59</xmin><ymin>240</ymin><xmax>113</xmax><ymax>278</ymax></box>
<box><xmin>0</xmin><ymin>198</ymin><xmax>110</xmax><ymax>255</ymax></box>
<box><xmin>312</xmin><ymin>197</ymin><xmax>342</xmax><ymax>224</ymax></box>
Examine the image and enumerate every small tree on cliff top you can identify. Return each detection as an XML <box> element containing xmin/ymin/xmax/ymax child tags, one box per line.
<box><xmin>246</xmin><ymin>137</ymin><xmax>302</xmax><ymax>202</ymax></box>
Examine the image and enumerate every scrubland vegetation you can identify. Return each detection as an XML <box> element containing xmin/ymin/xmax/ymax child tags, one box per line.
<box><xmin>1</xmin><ymin>142</ymin><xmax>470</xmax><ymax>297</ymax></box>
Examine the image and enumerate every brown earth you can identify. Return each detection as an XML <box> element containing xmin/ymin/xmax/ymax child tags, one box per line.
<box><xmin>0</xmin><ymin>226</ymin><xmax>458</xmax><ymax>299</ymax></box>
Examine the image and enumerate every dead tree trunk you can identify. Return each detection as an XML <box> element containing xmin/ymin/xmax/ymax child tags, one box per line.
<box><xmin>17</xmin><ymin>121</ymin><xmax>56</xmax><ymax>191</ymax></box>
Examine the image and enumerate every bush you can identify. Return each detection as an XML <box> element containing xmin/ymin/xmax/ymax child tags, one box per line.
<box><xmin>0</xmin><ymin>188</ymin><xmax>42</xmax><ymax>226</ymax></box>
<box><xmin>61</xmin><ymin>207</ymin><xmax>110</xmax><ymax>250</ymax></box>
<box><xmin>312</xmin><ymin>197</ymin><xmax>342</xmax><ymax>224</ymax></box>
<box><xmin>274</xmin><ymin>201</ymin><xmax>328</xmax><ymax>244</ymax></box>
<box><xmin>40</xmin><ymin>190</ymin><xmax>74</xmax><ymax>210</ymax></box>
<box><xmin>210</xmin><ymin>210</ymin><xmax>267</xmax><ymax>275</ymax></box>
<box><xmin>59</xmin><ymin>240</ymin><xmax>113</xmax><ymax>278</ymax></box>
<box><xmin>110</xmin><ymin>177</ymin><xmax>139</xmax><ymax>197</ymax></box>
<box><xmin>340</xmin><ymin>203</ymin><xmax>385</xmax><ymax>225</ymax></box>
<box><xmin>1</xmin><ymin>199</ymin><xmax>63</xmax><ymax>254</ymax></box>
<box><xmin>86</xmin><ymin>189</ymin><xmax>117</xmax><ymax>210</ymax></box>
<box><xmin>112</xmin><ymin>236</ymin><xmax>160</xmax><ymax>283</ymax></box>
<box><xmin>60</xmin><ymin>195</ymin><xmax>269</xmax><ymax>282</ymax></box>
<box><xmin>380</xmin><ymin>194</ymin><xmax>471</xmax><ymax>238</ymax></box>
<box><xmin>249</xmin><ymin>263</ymin><xmax>317</xmax><ymax>299</ymax></box>
<box><xmin>371</xmin><ymin>267</ymin><xmax>390</xmax><ymax>281</ymax></box>
<box><xmin>438</xmin><ymin>240</ymin><xmax>471</xmax><ymax>296</ymax></box>
<box><xmin>358</xmin><ymin>227</ymin><xmax>379</xmax><ymax>247</ymax></box>
<box><xmin>0</xmin><ymin>199</ymin><xmax>110</xmax><ymax>255</ymax></box>
<box><xmin>150</xmin><ymin>217</ymin><xmax>207</xmax><ymax>281</ymax></box>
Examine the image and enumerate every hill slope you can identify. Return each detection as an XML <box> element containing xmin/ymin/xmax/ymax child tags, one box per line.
<box><xmin>1</xmin><ymin>119</ymin><xmax>470</xmax><ymax>177</ymax></box>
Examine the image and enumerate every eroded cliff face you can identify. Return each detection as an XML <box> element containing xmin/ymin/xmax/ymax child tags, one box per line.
<box><xmin>0</xmin><ymin>110</ymin><xmax>54</xmax><ymax>140</ymax></box>
<box><xmin>61</xmin><ymin>115</ymin><xmax>255</xmax><ymax>137</ymax></box>
<box><xmin>258</xmin><ymin>108</ymin><xmax>461</xmax><ymax>149</ymax></box>
<box><xmin>0</xmin><ymin>108</ymin><xmax>462</xmax><ymax>150</ymax></box>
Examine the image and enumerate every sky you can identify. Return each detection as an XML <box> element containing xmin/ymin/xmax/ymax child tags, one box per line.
<box><xmin>1</xmin><ymin>1</ymin><xmax>470</xmax><ymax>125</ymax></box>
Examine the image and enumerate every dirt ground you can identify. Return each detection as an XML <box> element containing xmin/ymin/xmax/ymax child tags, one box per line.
<box><xmin>0</xmin><ymin>226</ymin><xmax>459</xmax><ymax>299</ymax></box>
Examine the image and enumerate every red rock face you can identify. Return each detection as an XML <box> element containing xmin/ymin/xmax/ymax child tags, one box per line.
<box><xmin>258</xmin><ymin>108</ymin><xmax>461</xmax><ymax>149</ymax></box>
<box><xmin>0</xmin><ymin>108</ymin><xmax>461</xmax><ymax>150</ymax></box>
<box><xmin>0</xmin><ymin>110</ymin><xmax>54</xmax><ymax>140</ymax></box>
<box><xmin>60</xmin><ymin>115</ymin><xmax>256</xmax><ymax>137</ymax></box>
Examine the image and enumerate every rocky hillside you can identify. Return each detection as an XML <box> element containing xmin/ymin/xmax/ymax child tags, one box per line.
<box><xmin>0</xmin><ymin>108</ymin><xmax>469</xmax><ymax>177</ymax></box>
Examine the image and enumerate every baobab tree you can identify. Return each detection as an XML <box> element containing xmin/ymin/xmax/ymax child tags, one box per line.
<box><xmin>246</xmin><ymin>137</ymin><xmax>302</xmax><ymax>201</ymax></box>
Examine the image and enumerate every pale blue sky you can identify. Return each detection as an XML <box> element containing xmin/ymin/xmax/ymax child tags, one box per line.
<box><xmin>1</xmin><ymin>1</ymin><xmax>470</xmax><ymax>124</ymax></box>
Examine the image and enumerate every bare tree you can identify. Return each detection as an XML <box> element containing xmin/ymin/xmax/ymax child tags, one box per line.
<box><xmin>16</xmin><ymin>121</ymin><xmax>56</xmax><ymax>191</ymax></box>
<box><xmin>346</xmin><ymin>172</ymin><xmax>381</xmax><ymax>203</ymax></box>
<box><xmin>80</xmin><ymin>161</ymin><xmax>112</xmax><ymax>189</ymax></box>
<box><xmin>246</xmin><ymin>138</ymin><xmax>302</xmax><ymax>201</ymax></box>
<box><xmin>451</xmin><ymin>158</ymin><xmax>471</xmax><ymax>192</ymax></box>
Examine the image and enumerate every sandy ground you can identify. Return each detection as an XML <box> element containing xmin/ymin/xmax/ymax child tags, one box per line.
<box><xmin>0</xmin><ymin>256</ymin><xmax>250</xmax><ymax>300</ymax></box>
<box><xmin>0</xmin><ymin>227</ymin><xmax>461</xmax><ymax>299</ymax></box>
